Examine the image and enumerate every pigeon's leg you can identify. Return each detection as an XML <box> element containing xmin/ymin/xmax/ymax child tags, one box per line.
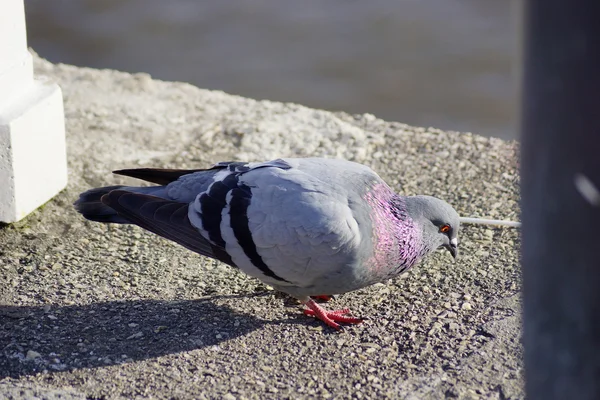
<box><xmin>310</xmin><ymin>294</ymin><xmax>336</xmax><ymax>303</ymax></box>
<box><xmin>301</xmin><ymin>298</ymin><xmax>364</xmax><ymax>330</ymax></box>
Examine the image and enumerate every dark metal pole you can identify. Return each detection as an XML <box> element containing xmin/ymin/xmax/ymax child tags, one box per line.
<box><xmin>521</xmin><ymin>0</ymin><xmax>600</xmax><ymax>399</ymax></box>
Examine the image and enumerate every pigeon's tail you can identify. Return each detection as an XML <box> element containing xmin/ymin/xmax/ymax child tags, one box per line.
<box><xmin>74</xmin><ymin>185</ymin><xmax>131</xmax><ymax>223</ymax></box>
<box><xmin>74</xmin><ymin>185</ymin><xmax>165</xmax><ymax>224</ymax></box>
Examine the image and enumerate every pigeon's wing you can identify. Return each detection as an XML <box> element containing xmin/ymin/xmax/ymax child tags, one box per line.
<box><xmin>79</xmin><ymin>159</ymin><xmax>297</xmax><ymax>268</ymax></box>
<box><xmin>100</xmin><ymin>190</ymin><xmax>234</xmax><ymax>266</ymax></box>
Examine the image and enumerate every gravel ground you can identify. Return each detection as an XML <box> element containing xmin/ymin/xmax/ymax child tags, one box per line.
<box><xmin>0</xmin><ymin>53</ymin><xmax>522</xmax><ymax>399</ymax></box>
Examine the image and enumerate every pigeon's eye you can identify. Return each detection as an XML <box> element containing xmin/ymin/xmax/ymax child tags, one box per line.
<box><xmin>439</xmin><ymin>224</ymin><xmax>451</xmax><ymax>233</ymax></box>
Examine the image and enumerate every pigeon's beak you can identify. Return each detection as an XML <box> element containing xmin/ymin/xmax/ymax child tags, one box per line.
<box><xmin>445</xmin><ymin>238</ymin><xmax>458</xmax><ymax>259</ymax></box>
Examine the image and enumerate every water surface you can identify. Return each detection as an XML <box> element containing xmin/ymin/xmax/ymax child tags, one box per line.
<box><xmin>25</xmin><ymin>0</ymin><xmax>517</xmax><ymax>139</ymax></box>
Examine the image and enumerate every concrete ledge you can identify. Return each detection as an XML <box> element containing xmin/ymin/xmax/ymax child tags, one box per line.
<box><xmin>0</xmin><ymin>54</ymin><xmax>521</xmax><ymax>399</ymax></box>
<box><xmin>0</xmin><ymin>79</ymin><xmax>67</xmax><ymax>223</ymax></box>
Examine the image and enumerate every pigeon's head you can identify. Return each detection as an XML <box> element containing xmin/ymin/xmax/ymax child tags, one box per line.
<box><xmin>406</xmin><ymin>195</ymin><xmax>460</xmax><ymax>259</ymax></box>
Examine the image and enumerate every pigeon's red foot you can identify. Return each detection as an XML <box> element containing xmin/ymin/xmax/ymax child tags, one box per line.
<box><xmin>303</xmin><ymin>299</ymin><xmax>364</xmax><ymax>330</ymax></box>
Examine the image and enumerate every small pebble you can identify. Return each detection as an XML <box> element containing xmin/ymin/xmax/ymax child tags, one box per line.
<box><xmin>126</xmin><ymin>332</ymin><xmax>144</xmax><ymax>340</ymax></box>
<box><xmin>25</xmin><ymin>350</ymin><xmax>41</xmax><ymax>360</ymax></box>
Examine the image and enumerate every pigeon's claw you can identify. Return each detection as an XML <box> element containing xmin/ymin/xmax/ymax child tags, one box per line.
<box><xmin>303</xmin><ymin>299</ymin><xmax>364</xmax><ymax>330</ymax></box>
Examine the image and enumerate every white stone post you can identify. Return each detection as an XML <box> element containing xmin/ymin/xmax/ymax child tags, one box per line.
<box><xmin>0</xmin><ymin>0</ymin><xmax>67</xmax><ymax>223</ymax></box>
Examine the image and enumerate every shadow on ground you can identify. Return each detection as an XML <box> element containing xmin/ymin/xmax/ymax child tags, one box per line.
<box><xmin>0</xmin><ymin>295</ymin><xmax>277</xmax><ymax>379</ymax></box>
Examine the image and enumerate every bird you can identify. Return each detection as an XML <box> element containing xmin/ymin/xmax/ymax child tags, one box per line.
<box><xmin>74</xmin><ymin>157</ymin><xmax>460</xmax><ymax>329</ymax></box>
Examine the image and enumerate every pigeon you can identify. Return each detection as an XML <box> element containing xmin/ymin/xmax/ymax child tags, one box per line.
<box><xmin>74</xmin><ymin>157</ymin><xmax>460</xmax><ymax>329</ymax></box>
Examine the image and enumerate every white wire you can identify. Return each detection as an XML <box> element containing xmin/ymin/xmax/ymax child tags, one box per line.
<box><xmin>459</xmin><ymin>217</ymin><xmax>521</xmax><ymax>228</ymax></box>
